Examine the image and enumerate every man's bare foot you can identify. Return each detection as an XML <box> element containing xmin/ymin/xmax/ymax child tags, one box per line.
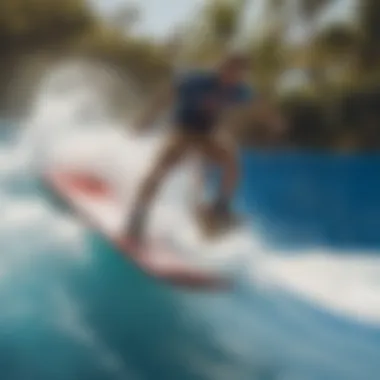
<box><xmin>211</xmin><ymin>196</ymin><xmax>232</xmax><ymax>219</ymax></box>
<box><xmin>194</xmin><ymin>202</ymin><xmax>238</xmax><ymax>239</ymax></box>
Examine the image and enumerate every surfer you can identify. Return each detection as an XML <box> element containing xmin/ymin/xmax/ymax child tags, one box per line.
<box><xmin>125</xmin><ymin>51</ymin><xmax>285</xmax><ymax>243</ymax></box>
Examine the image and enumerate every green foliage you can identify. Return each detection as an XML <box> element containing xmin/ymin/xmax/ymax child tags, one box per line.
<box><xmin>0</xmin><ymin>0</ymin><xmax>172</xmax><ymax>94</ymax></box>
<box><xmin>298</xmin><ymin>0</ymin><xmax>332</xmax><ymax>20</ymax></box>
<box><xmin>315</xmin><ymin>24</ymin><xmax>359</xmax><ymax>57</ymax></box>
<box><xmin>358</xmin><ymin>0</ymin><xmax>380</xmax><ymax>69</ymax></box>
<box><xmin>0</xmin><ymin>0</ymin><xmax>379</xmax><ymax>150</ymax></box>
<box><xmin>250</xmin><ymin>32</ymin><xmax>287</xmax><ymax>95</ymax></box>
<box><xmin>74</xmin><ymin>25</ymin><xmax>172</xmax><ymax>91</ymax></box>
<box><xmin>0</xmin><ymin>0</ymin><xmax>95</xmax><ymax>53</ymax></box>
<box><xmin>205</xmin><ymin>0</ymin><xmax>241</xmax><ymax>41</ymax></box>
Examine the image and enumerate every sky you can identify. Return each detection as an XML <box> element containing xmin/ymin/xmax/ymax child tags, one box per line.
<box><xmin>92</xmin><ymin>0</ymin><xmax>205</xmax><ymax>39</ymax></box>
<box><xmin>88</xmin><ymin>0</ymin><xmax>357</xmax><ymax>95</ymax></box>
<box><xmin>91</xmin><ymin>0</ymin><xmax>357</xmax><ymax>43</ymax></box>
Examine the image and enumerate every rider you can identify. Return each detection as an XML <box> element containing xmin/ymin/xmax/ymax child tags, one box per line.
<box><xmin>125</xmin><ymin>51</ymin><xmax>284</xmax><ymax>243</ymax></box>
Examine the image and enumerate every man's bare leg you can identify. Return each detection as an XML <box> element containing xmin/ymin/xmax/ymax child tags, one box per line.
<box><xmin>190</xmin><ymin>134</ymin><xmax>239</xmax><ymax>238</ymax></box>
<box><xmin>203</xmin><ymin>133</ymin><xmax>239</xmax><ymax>216</ymax></box>
<box><xmin>125</xmin><ymin>134</ymin><xmax>187</xmax><ymax>242</ymax></box>
<box><xmin>125</xmin><ymin>171</ymin><xmax>163</xmax><ymax>243</ymax></box>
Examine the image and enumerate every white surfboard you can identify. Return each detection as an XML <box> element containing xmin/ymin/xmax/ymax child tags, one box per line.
<box><xmin>42</xmin><ymin>169</ymin><xmax>233</xmax><ymax>290</ymax></box>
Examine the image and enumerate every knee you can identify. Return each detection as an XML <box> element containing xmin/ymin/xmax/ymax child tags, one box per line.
<box><xmin>219</xmin><ymin>145</ymin><xmax>238</xmax><ymax>168</ymax></box>
<box><xmin>140</xmin><ymin>171</ymin><xmax>162</xmax><ymax>197</ymax></box>
<box><xmin>220</xmin><ymin>149</ymin><xmax>239</xmax><ymax>180</ymax></box>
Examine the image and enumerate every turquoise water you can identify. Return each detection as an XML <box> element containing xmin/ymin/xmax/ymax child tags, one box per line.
<box><xmin>1</xmin><ymin>124</ymin><xmax>380</xmax><ymax>380</ymax></box>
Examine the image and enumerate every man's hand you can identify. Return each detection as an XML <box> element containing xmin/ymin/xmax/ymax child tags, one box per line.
<box><xmin>269</xmin><ymin>111</ymin><xmax>287</xmax><ymax>140</ymax></box>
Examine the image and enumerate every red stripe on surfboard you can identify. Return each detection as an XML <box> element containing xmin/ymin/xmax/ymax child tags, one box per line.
<box><xmin>43</xmin><ymin>170</ymin><xmax>231</xmax><ymax>290</ymax></box>
<box><xmin>56</xmin><ymin>171</ymin><xmax>111</xmax><ymax>197</ymax></box>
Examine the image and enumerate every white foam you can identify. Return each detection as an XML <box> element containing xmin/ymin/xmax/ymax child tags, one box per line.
<box><xmin>253</xmin><ymin>251</ymin><xmax>380</xmax><ymax>325</ymax></box>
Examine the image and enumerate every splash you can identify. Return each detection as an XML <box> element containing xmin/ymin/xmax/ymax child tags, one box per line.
<box><xmin>4</xmin><ymin>58</ymin><xmax>380</xmax><ymax>328</ymax></box>
<box><xmin>23</xmin><ymin>60</ymin><xmax>258</xmax><ymax>275</ymax></box>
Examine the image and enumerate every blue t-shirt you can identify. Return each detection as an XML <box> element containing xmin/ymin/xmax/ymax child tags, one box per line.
<box><xmin>172</xmin><ymin>70</ymin><xmax>254</xmax><ymax>133</ymax></box>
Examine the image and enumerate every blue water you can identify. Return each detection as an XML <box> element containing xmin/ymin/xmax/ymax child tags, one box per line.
<box><xmin>1</xmin><ymin>126</ymin><xmax>380</xmax><ymax>380</ymax></box>
<box><xmin>240</xmin><ymin>152</ymin><xmax>380</xmax><ymax>250</ymax></box>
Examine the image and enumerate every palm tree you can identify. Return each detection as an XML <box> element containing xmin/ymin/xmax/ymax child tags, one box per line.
<box><xmin>296</xmin><ymin>0</ymin><xmax>334</xmax><ymax>89</ymax></box>
<box><xmin>298</xmin><ymin>0</ymin><xmax>332</xmax><ymax>21</ymax></box>
<box><xmin>185</xmin><ymin>0</ymin><xmax>249</xmax><ymax>64</ymax></box>
<box><xmin>111</xmin><ymin>4</ymin><xmax>140</xmax><ymax>33</ymax></box>
<box><xmin>315</xmin><ymin>23</ymin><xmax>358</xmax><ymax>62</ymax></box>
<box><xmin>357</xmin><ymin>0</ymin><xmax>380</xmax><ymax>70</ymax></box>
<box><xmin>248</xmin><ymin>0</ymin><xmax>290</xmax><ymax>95</ymax></box>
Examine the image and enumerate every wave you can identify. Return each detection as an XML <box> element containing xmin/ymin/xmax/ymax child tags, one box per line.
<box><xmin>0</xmin><ymin>58</ymin><xmax>379</xmax><ymax>380</ymax></box>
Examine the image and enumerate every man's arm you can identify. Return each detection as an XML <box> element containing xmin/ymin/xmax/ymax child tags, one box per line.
<box><xmin>134</xmin><ymin>81</ymin><xmax>174</xmax><ymax>132</ymax></box>
<box><xmin>221</xmin><ymin>84</ymin><xmax>287</xmax><ymax>142</ymax></box>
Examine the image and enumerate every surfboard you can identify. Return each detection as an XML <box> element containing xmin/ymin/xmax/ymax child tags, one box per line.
<box><xmin>42</xmin><ymin>169</ymin><xmax>232</xmax><ymax>290</ymax></box>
